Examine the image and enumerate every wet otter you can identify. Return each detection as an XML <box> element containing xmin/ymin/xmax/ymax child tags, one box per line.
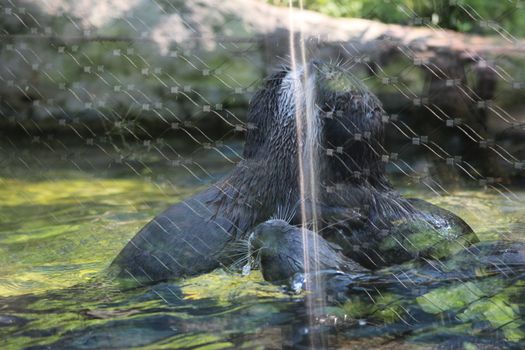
<box><xmin>111</xmin><ymin>60</ymin><xmax>478</xmax><ymax>284</ymax></box>
<box><xmin>250</xmin><ymin>219</ymin><xmax>525</xmax><ymax>297</ymax></box>
<box><xmin>250</xmin><ymin>219</ymin><xmax>368</xmax><ymax>283</ymax></box>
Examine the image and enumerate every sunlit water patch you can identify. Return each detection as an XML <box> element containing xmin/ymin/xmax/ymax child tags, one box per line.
<box><xmin>0</xmin><ymin>177</ymin><xmax>196</xmax><ymax>296</ymax></box>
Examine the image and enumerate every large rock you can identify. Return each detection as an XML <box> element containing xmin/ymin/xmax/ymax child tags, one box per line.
<box><xmin>1</xmin><ymin>0</ymin><xmax>525</xmax><ymax>159</ymax></box>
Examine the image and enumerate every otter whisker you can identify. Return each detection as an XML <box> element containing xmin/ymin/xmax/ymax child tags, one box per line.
<box><xmin>270</xmin><ymin>189</ymin><xmax>298</xmax><ymax>224</ymax></box>
<box><xmin>224</xmin><ymin>230</ymin><xmax>263</xmax><ymax>275</ymax></box>
<box><xmin>227</xmin><ymin>241</ymin><xmax>251</xmax><ymax>249</ymax></box>
<box><xmin>285</xmin><ymin>206</ymin><xmax>298</xmax><ymax>224</ymax></box>
<box><xmin>226</xmin><ymin>256</ymin><xmax>252</xmax><ymax>274</ymax></box>
<box><xmin>226</xmin><ymin>251</ymin><xmax>251</xmax><ymax>259</ymax></box>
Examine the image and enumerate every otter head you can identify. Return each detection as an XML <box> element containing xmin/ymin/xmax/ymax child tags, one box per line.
<box><xmin>251</xmin><ymin>219</ymin><xmax>295</xmax><ymax>252</ymax></box>
<box><xmin>313</xmin><ymin>61</ymin><xmax>385</xmax><ymax>184</ymax></box>
<box><xmin>250</xmin><ymin>219</ymin><xmax>310</xmax><ymax>283</ymax></box>
<box><xmin>251</xmin><ymin>219</ymin><xmax>365</xmax><ymax>283</ymax></box>
<box><xmin>244</xmin><ymin>60</ymin><xmax>385</xmax><ymax>187</ymax></box>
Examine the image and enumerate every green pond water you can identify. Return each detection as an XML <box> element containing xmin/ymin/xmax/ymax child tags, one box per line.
<box><xmin>1</xmin><ymin>140</ymin><xmax>525</xmax><ymax>349</ymax></box>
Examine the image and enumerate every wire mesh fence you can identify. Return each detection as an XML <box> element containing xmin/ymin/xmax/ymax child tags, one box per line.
<box><xmin>1</xmin><ymin>0</ymin><xmax>525</xmax><ymax>349</ymax></box>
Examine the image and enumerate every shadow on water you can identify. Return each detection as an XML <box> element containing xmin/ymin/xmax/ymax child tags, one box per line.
<box><xmin>1</xmin><ymin>140</ymin><xmax>525</xmax><ymax>349</ymax></box>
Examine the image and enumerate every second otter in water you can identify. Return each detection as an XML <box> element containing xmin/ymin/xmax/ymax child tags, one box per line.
<box><xmin>250</xmin><ymin>219</ymin><xmax>368</xmax><ymax>283</ymax></box>
<box><xmin>251</xmin><ymin>219</ymin><xmax>525</xmax><ymax>296</ymax></box>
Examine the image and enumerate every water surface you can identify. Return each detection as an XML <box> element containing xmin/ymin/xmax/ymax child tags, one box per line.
<box><xmin>1</xmin><ymin>140</ymin><xmax>524</xmax><ymax>349</ymax></box>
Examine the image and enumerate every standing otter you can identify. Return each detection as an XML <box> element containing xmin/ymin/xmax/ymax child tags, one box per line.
<box><xmin>110</xmin><ymin>66</ymin><xmax>306</xmax><ymax>284</ymax></box>
<box><xmin>110</xmin><ymin>61</ymin><xmax>477</xmax><ymax>284</ymax></box>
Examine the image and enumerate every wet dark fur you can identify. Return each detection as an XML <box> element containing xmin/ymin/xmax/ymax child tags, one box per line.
<box><xmin>110</xmin><ymin>61</ymin><xmax>477</xmax><ymax>284</ymax></box>
<box><xmin>110</xmin><ymin>69</ymin><xmax>302</xmax><ymax>283</ymax></box>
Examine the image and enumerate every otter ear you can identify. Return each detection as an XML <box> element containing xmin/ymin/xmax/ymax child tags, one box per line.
<box><xmin>243</xmin><ymin>70</ymin><xmax>289</xmax><ymax>159</ymax></box>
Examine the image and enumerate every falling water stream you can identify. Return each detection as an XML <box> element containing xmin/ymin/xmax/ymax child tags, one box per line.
<box><xmin>288</xmin><ymin>1</ymin><xmax>326</xmax><ymax>347</ymax></box>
